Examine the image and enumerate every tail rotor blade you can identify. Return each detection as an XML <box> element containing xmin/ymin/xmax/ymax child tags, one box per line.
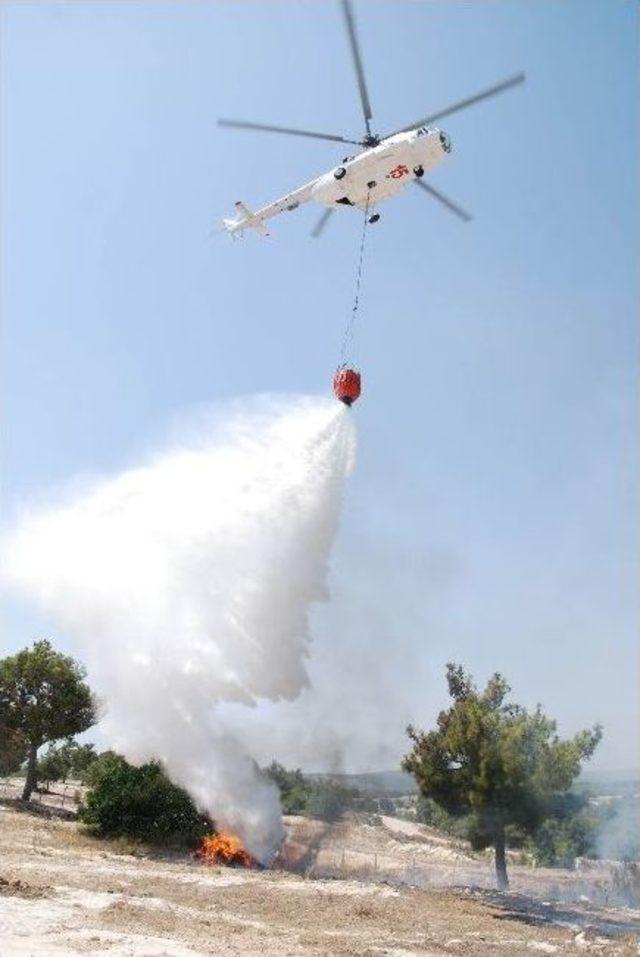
<box><xmin>339</xmin><ymin>0</ymin><xmax>373</xmax><ymax>137</ymax></box>
<box><xmin>414</xmin><ymin>180</ymin><xmax>472</xmax><ymax>222</ymax></box>
<box><xmin>311</xmin><ymin>208</ymin><xmax>335</xmax><ymax>238</ymax></box>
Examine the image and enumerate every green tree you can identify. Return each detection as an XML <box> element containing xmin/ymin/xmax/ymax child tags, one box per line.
<box><xmin>68</xmin><ymin>742</ymin><xmax>98</xmax><ymax>778</ymax></box>
<box><xmin>79</xmin><ymin>755</ymin><xmax>211</xmax><ymax>846</ymax></box>
<box><xmin>402</xmin><ymin>663</ymin><xmax>602</xmax><ymax>889</ymax></box>
<box><xmin>37</xmin><ymin>745</ymin><xmax>68</xmax><ymax>789</ymax></box>
<box><xmin>0</xmin><ymin>640</ymin><xmax>96</xmax><ymax>801</ymax></box>
<box><xmin>264</xmin><ymin>762</ymin><xmax>311</xmax><ymax>814</ymax></box>
<box><xmin>37</xmin><ymin>740</ymin><xmax>97</xmax><ymax>788</ymax></box>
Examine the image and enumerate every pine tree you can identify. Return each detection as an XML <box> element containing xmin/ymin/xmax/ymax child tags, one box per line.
<box><xmin>402</xmin><ymin>663</ymin><xmax>602</xmax><ymax>889</ymax></box>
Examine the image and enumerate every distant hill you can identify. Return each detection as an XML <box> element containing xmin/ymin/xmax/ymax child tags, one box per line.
<box><xmin>577</xmin><ymin>769</ymin><xmax>640</xmax><ymax>797</ymax></box>
<box><xmin>309</xmin><ymin>768</ymin><xmax>640</xmax><ymax>799</ymax></box>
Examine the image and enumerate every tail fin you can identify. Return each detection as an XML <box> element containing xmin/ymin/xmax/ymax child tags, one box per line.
<box><xmin>223</xmin><ymin>201</ymin><xmax>269</xmax><ymax>237</ymax></box>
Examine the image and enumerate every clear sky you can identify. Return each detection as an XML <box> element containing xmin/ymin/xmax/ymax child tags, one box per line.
<box><xmin>1</xmin><ymin>0</ymin><xmax>638</xmax><ymax>771</ymax></box>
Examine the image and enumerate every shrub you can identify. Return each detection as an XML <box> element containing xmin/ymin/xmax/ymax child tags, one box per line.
<box><xmin>81</xmin><ymin>750</ymin><xmax>122</xmax><ymax>788</ymax></box>
<box><xmin>263</xmin><ymin>762</ymin><xmax>311</xmax><ymax>815</ymax></box>
<box><xmin>415</xmin><ymin>795</ymin><xmax>471</xmax><ymax>839</ymax></box>
<box><xmin>79</xmin><ymin>755</ymin><xmax>211</xmax><ymax>846</ymax></box>
<box><xmin>533</xmin><ymin>812</ymin><xmax>599</xmax><ymax>867</ymax></box>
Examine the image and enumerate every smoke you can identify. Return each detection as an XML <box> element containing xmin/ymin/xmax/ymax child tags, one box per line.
<box><xmin>596</xmin><ymin>796</ymin><xmax>640</xmax><ymax>862</ymax></box>
<box><xmin>1</xmin><ymin>394</ymin><xmax>356</xmax><ymax>862</ymax></box>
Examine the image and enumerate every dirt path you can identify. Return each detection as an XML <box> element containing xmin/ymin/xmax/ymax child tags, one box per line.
<box><xmin>1</xmin><ymin>805</ymin><xmax>638</xmax><ymax>956</ymax></box>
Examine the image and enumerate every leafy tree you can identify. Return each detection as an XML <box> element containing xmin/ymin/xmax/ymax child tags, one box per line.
<box><xmin>66</xmin><ymin>741</ymin><xmax>98</xmax><ymax>778</ymax></box>
<box><xmin>0</xmin><ymin>726</ymin><xmax>28</xmax><ymax>776</ymax></box>
<box><xmin>37</xmin><ymin>746</ymin><xmax>69</xmax><ymax>788</ymax></box>
<box><xmin>79</xmin><ymin>755</ymin><xmax>211</xmax><ymax>846</ymax></box>
<box><xmin>402</xmin><ymin>663</ymin><xmax>602</xmax><ymax>889</ymax></box>
<box><xmin>0</xmin><ymin>640</ymin><xmax>96</xmax><ymax>801</ymax></box>
<box><xmin>37</xmin><ymin>739</ymin><xmax>98</xmax><ymax>788</ymax></box>
<box><xmin>264</xmin><ymin>761</ymin><xmax>311</xmax><ymax>814</ymax></box>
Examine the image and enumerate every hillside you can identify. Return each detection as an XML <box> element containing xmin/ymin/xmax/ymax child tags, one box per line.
<box><xmin>2</xmin><ymin>799</ymin><xmax>639</xmax><ymax>956</ymax></box>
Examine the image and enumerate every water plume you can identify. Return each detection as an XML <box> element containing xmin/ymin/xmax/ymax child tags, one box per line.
<box><xmin>2</xmin><ymin>395</ymin><xmax>356</xmax><ymax>861</ymax></box>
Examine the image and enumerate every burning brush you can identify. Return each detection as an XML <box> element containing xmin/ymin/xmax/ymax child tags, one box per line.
<box><xmin>196</xmin><ymin>832</ymin><xmax>259</xmax><ymax>868</ymax></box>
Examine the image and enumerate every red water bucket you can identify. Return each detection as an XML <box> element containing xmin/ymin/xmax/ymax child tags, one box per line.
<box><xmin>333</xmin><ymin>367</ymin><xmax>361</xmax><ymax>406</ymax></box>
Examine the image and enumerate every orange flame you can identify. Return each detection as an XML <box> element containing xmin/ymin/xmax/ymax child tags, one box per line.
<box><xmin>196</xmin><ymin>832</ymin><xmax>257</xmax><ymax>868</ymax></box>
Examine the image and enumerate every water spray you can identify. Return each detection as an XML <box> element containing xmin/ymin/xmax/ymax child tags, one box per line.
<box><xmin>2</xmin><ymin>395</ymin><xmax>356</xmax><ymax>862</ymax></box>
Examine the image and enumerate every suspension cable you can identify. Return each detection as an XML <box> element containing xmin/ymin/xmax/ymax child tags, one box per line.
<box><xmin>339</xmin><ymin>191</ymin><xmax>371</xmax><ymax>366</ymax></box>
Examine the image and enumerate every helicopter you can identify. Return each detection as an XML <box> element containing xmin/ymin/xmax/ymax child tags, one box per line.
<box><xmin>219</xmin><ymin>1</ymin><xmax>524</xmax><ymax>238</ymax></box>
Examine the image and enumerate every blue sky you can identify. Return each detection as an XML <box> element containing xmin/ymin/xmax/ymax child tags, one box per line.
<box><xmin>2</xmin><ymin>0</ymin><xmax>638</xmax><ymax>771</ymax></box>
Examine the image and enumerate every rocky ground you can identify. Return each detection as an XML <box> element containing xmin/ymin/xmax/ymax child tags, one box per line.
<box><xmin>1</xmin><ymin>792</ymin><xmax>639</xmax><ymax>956</ymax></box>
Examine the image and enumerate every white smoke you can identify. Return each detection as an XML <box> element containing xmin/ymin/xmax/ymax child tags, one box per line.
<box><xmin>2</xmin><ymin>394</ymin><xmax>356</xmax><ymax>862</ymax></box>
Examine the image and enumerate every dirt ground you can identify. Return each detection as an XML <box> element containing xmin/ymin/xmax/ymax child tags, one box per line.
<box><xmin>1</xmin><ymin>799</ymin><xmax>639</xmax><ymax>957</ymax></box>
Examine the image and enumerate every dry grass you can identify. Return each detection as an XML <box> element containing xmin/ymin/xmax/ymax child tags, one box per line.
<box><xmin>1</xmin><ymin>805</ymin><xmax>638</xmax><ymax>956</ymax></box>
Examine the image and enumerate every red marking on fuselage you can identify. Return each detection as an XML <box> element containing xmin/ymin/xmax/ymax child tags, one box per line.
<box><xmin>388</xmin><ymin>164</ymin><xmax>409</xmax><ymax>179</ymax></box>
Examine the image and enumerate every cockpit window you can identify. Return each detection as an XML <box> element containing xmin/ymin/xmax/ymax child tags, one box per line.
<box><xmin>439</xmin><ymin>131</ymin><xmax>452</xmax><ymax>153</ymax></box>
<box><xmin>417</xmin><ymin>126</ymin><xmax>429</xmax><ymax>136</ymax></box>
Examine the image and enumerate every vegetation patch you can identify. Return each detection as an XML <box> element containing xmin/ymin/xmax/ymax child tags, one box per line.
<box><xmin>79</xmin><ymin>755</ymin><xmax>212</xmax><ymax>847</ymax></box>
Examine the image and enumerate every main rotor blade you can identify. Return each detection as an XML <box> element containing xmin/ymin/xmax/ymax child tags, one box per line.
<box><xmin>414</xmin><ymin>180</ymin><xmax>472</xmax><ymax>222</ymax></box>
<box><xmin>339</xmin><ymin>0</ymin><xmax>373</xmax><ymax>137</ymax></box>
<box><xmin>311</xmin><ymin>208</ymin><xmax>335</xmax><ymax>238</ymax></box>
<box><xmin>392</xmin><ymin>72</ymin><xmax>525</xmax><ymax>135</ymax></box>
<box><xmin>218</xmin><ymin>118</ymin><xmax>360</xmax><ymax>145</ymax></box>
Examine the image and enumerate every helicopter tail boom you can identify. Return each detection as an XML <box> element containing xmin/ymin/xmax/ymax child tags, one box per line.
<box><xmin>223</xmin><ymin>201</ymin><xmax>269</xmax><ymax>237</ymax></box>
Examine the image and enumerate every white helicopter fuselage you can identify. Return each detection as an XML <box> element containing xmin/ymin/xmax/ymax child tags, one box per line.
<box><xmin>220</xmin><ymin>0</ymin><xmax>524</xmax><ymax>237</ymax></box>
<box><xmin>223</xmin><ymin>126</ymin><xmax>451</xmax><ymax>235</ymax></box>
<box><xmin>312</xmin><ymin>127</ymin><xmax>449</xmax><ymax>209</ymax></box>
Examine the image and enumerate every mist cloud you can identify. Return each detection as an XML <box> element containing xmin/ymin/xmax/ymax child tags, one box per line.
<box><xmin>2</xmin><ymin>395</ymin><xmax>355</xmax><ymax>861</ymax></box>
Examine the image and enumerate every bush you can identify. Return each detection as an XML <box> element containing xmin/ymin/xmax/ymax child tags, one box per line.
<box><xmin>263</xmin><ymin>762</ymin><xmax>311</xmax><ymax>815</ymax></box>
<box><xmin>533</xmin><ymin>813</ymin><xmax>598</xmax><ymax>867</ymax></box>
<box><xmin>80</xmin><ymin>750</ymin><xmax>121</xmax><ymax>788</ymax></box>
<box><xmin>79</xmin><ymin>755</ymin><xmax>211</xmax><ymax>846</ymax></box>
<box><xmin>415</xmin><ymin>795</ymin><xmax>471</xmax><ymax>839</ymax></box>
